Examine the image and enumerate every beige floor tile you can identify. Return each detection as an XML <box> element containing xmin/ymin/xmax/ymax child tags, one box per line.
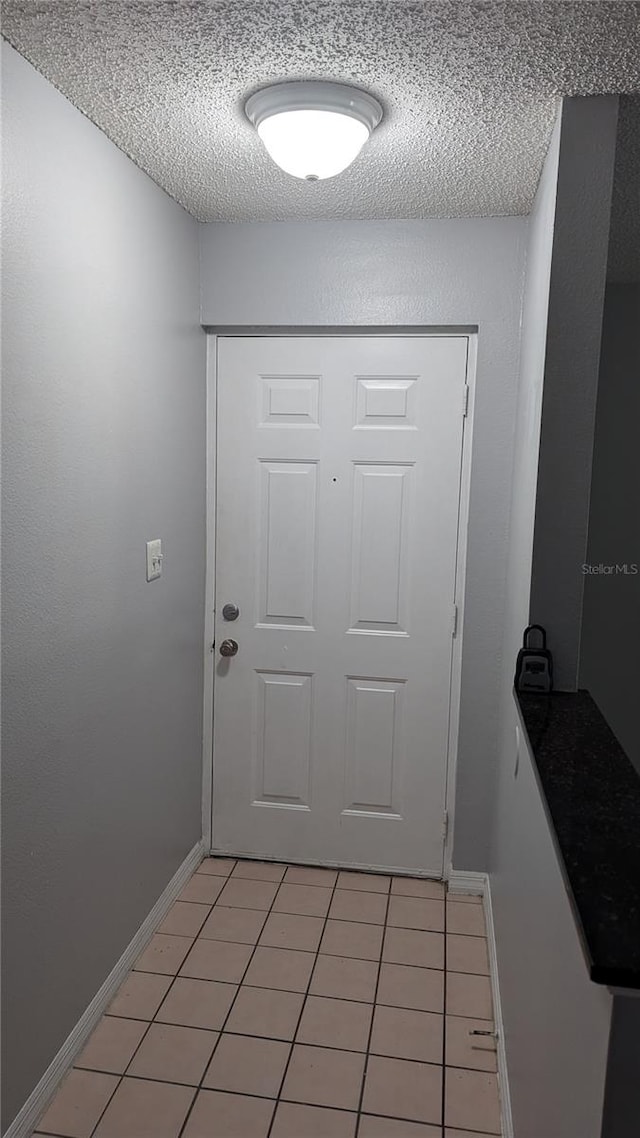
<box><xmin>445</xmin><ymin>1131</ymin><xmax>498</xmax><ymax>1137</ymax></box>
<box><xmin>231</xmin><ymin>859</ymin><xmax>287</xmax><ymax>882</ymax></box>
<box><xmin>37</xmin><ymin>1069</ymin><xmax>118</xmax><ymax>1138</ymax></box>
<box><xmin>281</xmin><ymin>1043</ymin><xmax>365</xmax><ymax>1110</ymax></box>
<box><xmin>447</xmin><ymin>933</ymin><xmax>490</xmax><ymax>976</ymax></box>
<box><xmin>446</xmin><ymin>901</ymin><xmax>486</xmax><ymax>937</ymax></box>
<box><xmin>328</xmin><ymin>889</ymin><xmax>387</xmax><ymax>925</ymax></box>
<box><xmin>108</xmin><ymin>971</ymin><xmax>172</xmax><ymax>1020</ymax></box>
<box><xmin>93</xmin><ymin>1077</ymin><xmax>193</xmax><ymax>1138</ymax></box>
<box><xmin>155</xmin><ymin>977</ymin><xmax>237</xmax><ymax>1030</ymax></box>
<box><xmin>159</xmin><ymin>901</ymin><xmax>211</xmax><ymax>937</ymax></box>
<box><xmin>273</xmin><ymin>883</ymin><xmax>332</xmax><ymax>917</ymax></box>
<box><xmin>310</xmin><ymin>954</ymin><xmax>378</xmax><ymax>1002</ymax></box>
<box><xmin>225</xmin><ymin>985</ymin><xmax>304</xmax><ymax>1040</ymax></box>
<box><xmin>383</xmin><ymin>927</ymin><xmax>444</xmax><ymax>970</ymax></box>
<box><xmin>297</xmin><ymin>995</ymin><xmax>372</xmax><ymax>1051</ymax></box>
<box><xmin>128</xmin><ymin>1023</ymin><xmax>218</xmax><ymax>1084</ymax></box>
<box><xmin>199</xmin><ymin>905</ymin><xmax>267</xmax><ymax>944</ymax></box>
<box><xmin>446</xmin><ymin>973</ymin><xmax>493</xmax><ymax>1020</ymax></box>
<box><xmin>336</xmin><ymin>871</ymin><xmax>390</xmax><ymax>893</ymax></box>
<box><xmin>445</xmin><ymin>1067</ymin><xmax>501</xmax><ymax>1134</ymax></box>
<box><xmin>445</xmin><ymin>1015</ymin><xmax>497</xmax><ymax>1072</ymax></box>
<box><xmin>75</xmin><ymin>1016</ymin><xmax>147</xmax><ymax>1074</ymax></box>
<box><xmin>445</xmin><ymin>890</ymin><xmax>482</xmax><ymax>904</ymax></box>
<box><xmin>203</xmin><ymin>1033</ymin><xmax>290</xmax><ymax>1097</ymax></box>
<box><xmin>259</xmin><ymin>911</ymin><xmax>325</xmax><ymax>952</ymax></box>
<box><xmin>320</xmin><ymin>919</ymin><xmax>383</xmax><ymax>961</ymax></box>
<box><xmin>196</xmin><ymin>857</ymin><xmax>236</xmax><ymax>876</ymax></box>
<box><xmin>387</xmin><ymin>897</ymin><xmax>445</xmax><ymax>932</ymax></box>
<box><xmin>179</xmin><ymin>874</ymin><xmax>225</xmax><ymax>905</ymax></box>
<box><xmin>391</xmin><ymin>878</ymin><xmax>446</xmax><ymax>900</ymax></box>
<box><xmin>271</xmin><ymin>1101</ymin><xmax>357</xmax><ymax>1138</ymax></box>
<box><xmin>217</xmin><ymin>877</ymin><xmax>279</xmax><ymax>910</ymax></box>
<box><xmin>362</xmin><ymin>1055</ymin><xmax>442</xmax><ymax>1124</ymax></box>
<box><xmin>181</xmin><ymin>1089</ymin><xmax>274</xmax><ymax>1138</ymax></box>
<box><xmin>370</xmin><ymin>1005</ymin><xmax>443</xmax><ymax>1064</ymax></box>
<box><xmin>284</xmin><ymin>865</ymin><xmax>339</xmax><ymax>887</ymax></box>
<box><xmin>377</xmin><ymin>963</ymin><xmax>444</xmax><ymax>1013</ymax></box>
<box><xmin>180</xmin><ymin>937</ymin><xmax>252</xmax><ymax>982</ymax></box>
<box><xmin>243</xmin><ymin>946</ymin><xmax>315</xmax><ymax>992</ymax></box>
<box><xmin>134</xmin><ymin>933</ymin><xmax>194</xmax><ymax>976</ymax></box>
<box><xmin>360</xmin><ymin>1116</ymin><xmax>442</xmax><ymax>1137</ymax></box>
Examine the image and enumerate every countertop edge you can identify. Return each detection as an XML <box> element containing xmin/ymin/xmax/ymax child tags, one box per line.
<box><xmin>513</xmin><ymin>687</ymin><xmax>640</xmax><ymax>992</ymax></box>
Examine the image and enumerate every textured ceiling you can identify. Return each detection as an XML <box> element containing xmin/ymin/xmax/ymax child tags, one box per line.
<box><xmin>2</xmin><ymin>1</ymin><xmax>640</xmax><ymax>224</ymax></box>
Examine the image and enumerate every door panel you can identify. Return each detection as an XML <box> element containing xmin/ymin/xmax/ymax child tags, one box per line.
<box><xmin>254</xmin><ymin>671</ymin><xmax>313</xmax><ymax>807</ymax></box>
<box><xmin>344</xmin><ymin>676</ymin><xmax>405</xmax><ymax>816</ymax></box>
<box><xmin>349</xmin><ymin>463</ymin><xmax>413</xmax><ymax>633</ymax></box>
<box><xmin>213</xmin><ymin>336</ymin><xmax>468</xmax><ymax>874</ymax></box>
<box><xmin>257</xmin><ymin>461</ymin><xmax>318</xmax><ymax>627</ymax></box>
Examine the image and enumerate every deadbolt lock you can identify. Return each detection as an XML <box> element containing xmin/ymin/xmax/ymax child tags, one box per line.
<box><xmin>222</xmin><ymin>603</ymin><xmax>240</xmax><ymax>621</ymax></box>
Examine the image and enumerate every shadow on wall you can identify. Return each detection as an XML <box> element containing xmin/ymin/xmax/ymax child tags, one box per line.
<box><xmin>580</xmin><ymin>96</ymin><xmax>640</xmax><ymax>774</ymax></box>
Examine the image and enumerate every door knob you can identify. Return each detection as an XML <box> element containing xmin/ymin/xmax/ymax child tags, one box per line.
<box><xmin>222</xmin><ymin>603</ymin><xmax>240</xmax><ymax>621</ymax></box>
<box><xmin>219</xmin><ymin>638</ymin><xmax>239</xmax><ymax>658</ymax></box>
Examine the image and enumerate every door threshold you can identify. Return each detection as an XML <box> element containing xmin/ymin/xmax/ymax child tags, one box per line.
<box><xmin>208</xmin><ymin>849</ymin><xmax>444</xmax><ymax>880</ymax></box>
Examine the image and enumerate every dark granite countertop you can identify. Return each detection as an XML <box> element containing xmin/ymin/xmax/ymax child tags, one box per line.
<box><xmin>516</xmin><ymin>689</ymin><xmax>640</xmax><ymax>989</ymax></box>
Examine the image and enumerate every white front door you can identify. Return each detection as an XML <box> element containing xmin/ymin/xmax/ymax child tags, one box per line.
<box><xmin>212</xmin><ymin>336</ymin><xmax>468</xmax><ymax>875</ymax></box>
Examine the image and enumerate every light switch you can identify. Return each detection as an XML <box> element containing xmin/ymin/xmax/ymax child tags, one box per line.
<box><xmin>146</xmin><ymin>539</ymin><xmax>163</xmax><ymax>582</ymax></box>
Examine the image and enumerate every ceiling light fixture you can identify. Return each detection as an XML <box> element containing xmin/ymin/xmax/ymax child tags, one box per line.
<box><xmin>245</xmin><ymin>80</ymin><xmax>383</xmax><ymax>181</ymax></box>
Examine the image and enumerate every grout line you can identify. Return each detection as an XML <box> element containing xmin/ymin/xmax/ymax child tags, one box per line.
<box><xmin>354</xmin><ymin>872</ymin><xmax>392</xmax><ymax>1137</ymax></box>
<box><xmin>33</xmin><ymin>1103</ymin><xmax>499</xmax><ymax>1138</ymax></box>
<box><xmin>264</xmin><ymin>869</ymin><xmax>342</xmax><ymax>1138</ymax></box>
<box><xmin>209</xmin><ymin>863</ymin><xmax>437</xmax><ymax>895</ymax></box>
<box><xmin>441</xmin><ymin>885</ymin><xmax>449</xmax><ymax>1136</ymax></box>
<box><xmin>78</xmin><ymin>864</ymin><xmax>238</xmax><ymax>1138</ymax></box>
<box><xmin>75</xmin><ymin>1048</ymin><xmax>497</xmax><ymax>1089</ymax></box>
<box><xmin>174</xmin><ymin>867</ymin><xmax>290</xmax><ymax>1138</ymax></box>
<box><xmin>147</xmin><ymin>903</ymin><xmax>450</xmax><ymax>931</ymax></box>
<box><xmin>45</xmin><ymin>865</ymin><xmax>493</xmax><ymax>1138</ymax></box>
<box><xmin>128</xmin><ymin>965</ymin><xmax>490</xmax><ymax>994</ymax></box>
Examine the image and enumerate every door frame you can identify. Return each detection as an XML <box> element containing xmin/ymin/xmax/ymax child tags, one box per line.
<box><xmin>202</xmin><ymin>328</ymin><xmax>477</xmax><ymax>878</ymax></box>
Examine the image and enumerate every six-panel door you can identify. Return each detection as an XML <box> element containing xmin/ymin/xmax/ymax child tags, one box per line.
<box><xmin>213</xmin><ymin>336</ymin><xmax>468</xmax><ymax>874</ymax></box>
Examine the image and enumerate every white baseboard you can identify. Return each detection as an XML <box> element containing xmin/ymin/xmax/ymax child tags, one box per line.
<box><xmin>447</xmin><ymin>869</ymin><xmax>486</xmax><ymax>896</ymax></box>
<box><xmin>447</xmin><ymin>870</ymin><xmax>513</xmax><ymax>1138</ymax></box>
<box><xmin>482</xmin><ymin>875</ymin><xmax>514</xmax><ymax>1138</ymax></box>
<box><xmin>4</xmin><ymin>840</ymin><xmax>205</xmax><ymax>1138</ymax></box>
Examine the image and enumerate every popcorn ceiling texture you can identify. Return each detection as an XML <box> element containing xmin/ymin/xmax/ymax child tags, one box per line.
<box><xmin>2</xmin><ymin>0</ymin><xmax>639</xmax><ymax>226</ymax></box>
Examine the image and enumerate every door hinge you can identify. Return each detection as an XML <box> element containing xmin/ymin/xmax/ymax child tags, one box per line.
<box><xmin>462</xmin><ymin>385</ymin><xmax>470</xmax><ymax>418</ymax></box>
<box><xmin>442</xmin><ymin>810</ymin><xmax>449</xmax><ymax>841</ymax></box>
<box><xmin>451</xmin><ymin>603</ymin><xmax>459</xmax><ymax>638</ymax></box>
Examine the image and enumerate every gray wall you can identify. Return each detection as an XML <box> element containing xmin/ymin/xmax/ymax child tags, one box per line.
<box><xmin>489</xmin><ymin>101</ymin><xmax>618</xmax><ymax>1138</ymax></box>
<box><xmin>602</xmin><ymin>996</ymin><xmax>640</xmax><ymax>1138</ymax></box>
<box><xmin>580</xmin><ymin>283</ymin><xmax>640</xmax><ymax>774</ymax></box>
<box><xmin>530</xmin><ymin>97</ymin><xmax>619</xmax><ymax>689</ymax></box>
<box><xmin>1</xmin><ymin>43</ymin><xmax>206</xmax><ymax>1132</ymax></box>
<box><xmin>496</xmin><ymin>706</ymin><xmax>612</xmax><ymax>1138</ymax></box>
<box><xmin>200</xmin><ymin>216</ymin><xmax>527</xmax><ymax>871</ymax></box>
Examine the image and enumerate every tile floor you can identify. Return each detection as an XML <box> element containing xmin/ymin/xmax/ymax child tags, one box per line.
<box><xmin>33</xmin><ymin>859</ymin><xmax>501</xmax><ymax>1138</ymax></box>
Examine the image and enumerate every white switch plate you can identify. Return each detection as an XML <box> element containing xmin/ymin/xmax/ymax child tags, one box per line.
<box><xmin>146</xmin><ymin>539</ymin><xmax>163</xmax><ymax>582</ymax></box>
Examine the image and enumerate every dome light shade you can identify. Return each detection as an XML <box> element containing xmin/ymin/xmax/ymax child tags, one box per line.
<box><xmin>245</xmin><ymin>81</ymin><xmax>382</xmax><ymax>181</ymax></box>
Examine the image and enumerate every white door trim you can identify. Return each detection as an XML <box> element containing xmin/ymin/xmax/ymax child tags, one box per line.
<box><xmin>443</xmin><ymin>332</ymin><xmax>476</xmax><ymax>877</ymax></box>
<box><xmin>203</xmin><ymin>330</ymin><xmax>477</xmax><ymax>871</ymax></box>
<box><xmin>202</xmin><ymin>335</ymin><xmax>217</xmax><ymax>851</ymax></box>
